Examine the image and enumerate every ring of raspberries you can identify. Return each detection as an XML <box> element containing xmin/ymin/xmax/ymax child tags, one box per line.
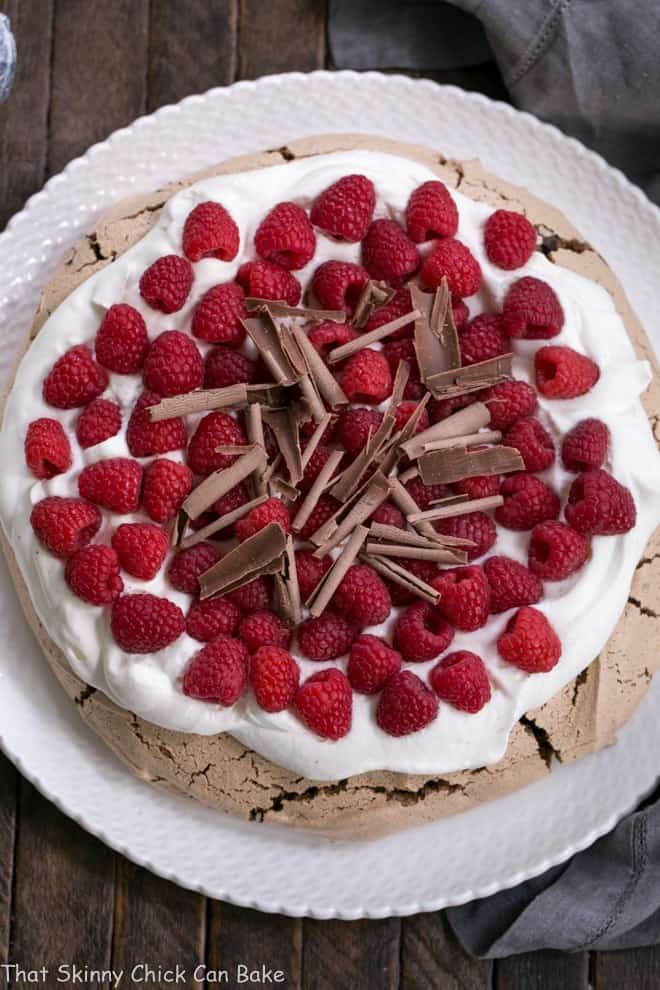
<box><xmin>25</xmin><ymin>168</ymin><xmax>637</xmax><ymax>745</ymax></box>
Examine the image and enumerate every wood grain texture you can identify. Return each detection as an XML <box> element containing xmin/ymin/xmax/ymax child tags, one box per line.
<box><xmin>239</xmin><ymin>0</ymin><xmax>326</xmax><ymax>79</ymax></box>
<box><xmin>401</xmin><ymin>912</ymin><xmax>492</xmax><ymax>990</ymax></box>
<box><xmin>208</xmin><ymin>906</ymin><xmax>302</xmax><ymax>987</ymax></box>
<box><xmin>593</xmin><ymin>946</ymin><xmax>660</xmax><ymax>990</ymax></box>
<box><xmin>495</xmin><ymin>950</ymin><xmax>589</xmax><ymax>990</ymax></box>
<box><xmin>302</xmin><ymin>919</ymin><xmax>400</xmax><ymax>990</ymax></box>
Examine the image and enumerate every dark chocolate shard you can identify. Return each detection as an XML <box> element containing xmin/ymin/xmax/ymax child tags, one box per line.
<box><xmin>418</xmin><ymin>444</ymin><xmax>525</xmax><ymax>485</ymax></box>
<box><xmin>198</xmin><ymin>523</ymin><xmax>287</xmax><ymax>600</ymax></box>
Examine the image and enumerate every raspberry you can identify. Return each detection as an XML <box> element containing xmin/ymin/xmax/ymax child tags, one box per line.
<box><xmin>185</xmin><ymin>596</ymin><xmax>240</xmax><ymax>642</ymax></box>
<box><xmin>111</xmin><ymin>523</ymin><xmax>169</xmax><ymax>580</ymax></box>
<box><xmin>143</xmin><ymin>331</ymin><xmax>203</xmax><ymax>397</ymax></box>
<box><xmin>394</xmin><ymin>400</ymin><xmax>430</xmax><ymax>435</ymax></box>
<box><xmin>364</xmin><ymin>287</ymin><xmax>415</xmax><ymax>341</ymax></box>
<box><xmin>497</xmin><ymin>606</ymin><xmax>561</xmax><ymax>674</ymax></box>
<box><xmin>126</xmin><ymin>390</ymin><xmax>187</xmax><ymax>458</ymax></box>
<box><xmin>227</xmin><ymin>577</ymin><xmax>270</xmax><ymax>613</ymax></box>
<box><xmin>64</xmin><ymin>544</ymin><xmax>123</xmax><ymax>605</ymax></box>
<box><xmin>295</xmin><ymin>550</ymin><xmax>332</xmax><ymax>602</ymax></box>
<box><xmin>382</xmin><ymin>338</ymin><xmax>424</xmax><ymax>400</ymax></box>
<box><xmin>394</xmin><ymin>601</ymin><xmax>454</xmax><ymax>662</ymax></box>
<box><xmin>528</xmin><ymin>520</ymin><xmax>590</xmax><ymax>579</ymax></box>
<box><xmin>347</xmin><ymin>634</ymin><xmax>402</xmax><ymax>695</ymax></box>
<box><xmin>362</xmin><ymin>219</ymin><xmax>420</xmax><ymax>285</ymax></box>
<box><xmin>95</xmin><ymin>304</ymin><xmax>149</xmax><ymax>374</ymax></box>
<box><xmin>142</xmin><ymin>458</ymin><xmax>193</xmax><ymax>523</ymax></box>
<box><xmin>478</xmin><ymin>379</ymin><xmax>537</xmax><ymax>430</ymax></box>
<box><xmin>453</xmin><ymin>298</ymin><xmax>470</xmax><ymax>329</ymax></box>
<box><xmin>310</xmin><ymin>174</ymin><xmax>375</xmax><ymax>242</ymax></box>
<box><xmin>503</xmin><ymin>416</ymin><xmax>556</xmax><ymax>472</ymax></box>
<box><xmin>297</xmin><ymin>611</ymin><xmax>359</xmax><ymax>661</ymax></box>
<box><xmin>212</xmin><ymin>482</ymin><xmax>249</xmax><ymax>525</ymax></box>
<box><xmin>111</xmin><ymin>593</ymin><xmax>184</xmax><ymax>653</ymax></box>
<box><xmin>191</xmin><ymin>282</ymin><xmax>247</xmax><ymax>346</ymax></box>
<box><xmin>430</xmin><ymin>651</ymin><xmax>491</xmax><ymax>713</ymax></box>
<box><xmin>76</xmin><ymin>398</ymin><xmax>122</xmax><ymax>449</ymax></box>
<box><xmin>236</xmin><ymin>260</ymin><xmax>301</xmax><ymax>305</ymax></box>
<box><xmin>182</xmin><ymin>201</ymin><xmax>239</xmax><ymax>262</ymax></box>
<box><xmin>565</xmin><ymin>469</ymin><xmax>636</xmax><ymax>535</ymax></box>
<box><xmin>43</xmin><ymin>345</ymin><xmax>108</xmax><ymax>409</ymax></box>
<box><xmin>24</xmin><ymin>417</ymin><xmax>71</xmax><ymax>479</ymax></box>
<box><xmin>139</xmin><ymin>254</ymin><xmax>193</xmax><ymax>313</ymax></box>
<box><xmin>294</xmin><ymin>493</ymin><xmax>340</xmax><ymax>541</ymax></box>
<box><xmin>295</xmin><ymin>668</ymin><xmax>352</xmax><ymax>740</ymax></box>
<box><xmin>376</xmin><ymin>670</ymin><xmax>438</xmax><ymax>737</ymax></box>
<box><xmin>340</xmin><ymin>348</ymin><xmax>393</xmax><ymax>404</ymax></box>
<box><xmin>405</xmin><ymin>180</ymin><xmax>459</xmax><ymax>243</ymax></box>
<box><xmin>254</xmin><ymin>201</ymin><xmax>315</xmax><ymax>270</ymax></box>
<box><xmin>431</xmin><ymin>565</ymin><xmax>490</xmax><ymax>631</ymax></box>
<box><xmin>496</xmin><ymin>473</ymin><xmax>560</xmax><ymax>530</ymax></box>
<box><xmin>31</xmin><ymin>497</ymin><xmax>101</xmax><ymax>558</ymax></box>
<box><xmin>168</xmin><ymin>541</ymin><xmax>221</xmax><ymax>594</ymax></box>
<box><xmin>483</xmin><ymin>555</ymin><xmax>542</xmax><ymax>613</ymax></box>
<box><xmin>384</xmin><ymin>558</ymin><xmax>439</xmax><ymax>606</ymax></box>
<box><xmin>300</xmin><ymin>416</ymin><xmax>337</xmax><ymax>444</ymax></box>
<box><xmin>484</xmin><ymin>210</ymin><xmax>537</xmax><ymax>270</ymax></box>
<box><xmin>459</xmin><ymin>313</ymin><xmax>507</xmax><ymax>366</ymax></box>
<box><xmin>203</xmin><ymin>345</ymin><xmax>256</xmax><ymax>389</ymax></box>
<box><xmin>307</xmin><ymin>320</ymin><xmax>359</xmax><ymax>360</ymax></box>
<box><xmin>234</xmin><ymin>497</ymin><xmax>290</xmax><ymax>542</ymax></box>
<box><xmin>188</xmin><ymin>411</ymin><xmax>246</xmax><ymax>476</ymax></box>
<box><xmin>454</xmin><ymin>474</ymin><xmax>500</xmax><ymax>500</ymax></box>
<box><xmin>239</xmin><ymin>610</ymin><xmax>292</xmax><ymax>653</ymax></box>
<box><xmin>434</xmin><ymin>511</ymin><xmax>496</xmax><ymax>561</ymax></box>
<box><xmin>336</xmin><ymin>406</ymin><xmax>383</xmax><ymax>456</ymax></box>
<box><xmin>299</xmin><ymin>443</ymin><xmax>342</xmax><ymax>494</ymax></box>
<box><xmin>502</xmin><ymin>276</ymin><xmax>564</xmax><ymax>339</ymax></box>
<box><xmin>561</xmin><ymin>418</ymin><xmax>609</xmax><ymax>472</ymax></box>
<box><xmin>535</xmin><ymin>345</ymin><xmax>600</xmax><ymax>398</ymax></box>
<box><xmin>250</xmin><ymin>645</ymin><xmax>299</xmax><ymax>713</ymax></box>
<box><xmin>311</xmin><ymin>260</ymin><xmax>369</xmax><ymax>314</ymax></box>
<box><xmin>332</xmin><ymin>564</ymin><xmax>391</xmax><ymax>626</ymax></box>
<box><xmin>78</xmin><ymin>457</ymin><xmax>142</xmax><ymax>514</ymax></box>
<box><xmin>369</xmin><ymin>502</ymin><xmax>406</xmax><ymax>528</ymax></box>
<box><xmin>182</xmin><ymin>637</ymin><xmax>248</xmax><ymax>705</ymax></box>
<box><xmin>429</xmin><ymin>393</ymin><xmax>475</xmax><ymax>423</ymax></box>
<box><xmin>420</xmin><ymin>238</ymin><xmax>481</xmax><ymax>297</ymax></box>
<box><xmin>404</xmin><ymin>477</ymin><xmax>449</xmax><ymax>510</ymax></box>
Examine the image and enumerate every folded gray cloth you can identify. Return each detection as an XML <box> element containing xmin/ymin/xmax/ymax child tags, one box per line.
<box><xmin>0</xmin><ymin>14</ymin><xmax>16</xmax><ymax>104</ymax></box>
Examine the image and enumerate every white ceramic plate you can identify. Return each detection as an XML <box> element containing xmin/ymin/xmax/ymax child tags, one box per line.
<box><xmin>0</xmin><ymin>71</ymin><xmax>658</xmax><ymax>919</ymax></box>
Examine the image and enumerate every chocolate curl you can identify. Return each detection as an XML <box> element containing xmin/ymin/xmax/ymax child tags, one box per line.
<box><xmin>388</xmin><ymin>476</ymin><xmax>444</xmax><ymax>543</ymax></box>
<box><xmin>425</xmin><ymin>353</ymin><xmax>514</xmax><ymax>399</ymax></box>
<box><xmin>408</xmin><ymin>494</ymin><xmax>504</xmax><ymax>522</ymax></box>
<box><xmin>401</xmin><ymin>402</ymin><xmax>491</xmax><ymax>460</ymax></box>
<box><xmin>198</xmin><ymin>523</ymin><xmax>287</xmax><ymax>600</ymax></box>
<box><xmin>306</xmin><ymin>525</ymin><xmax>368</xmax><ymax>617</ymax></box>
<box><xmin>245</xmin><ymin>298</ymin><xmax>345</xmax><ymax>323</ymax></box>
<box><xmin>327</xmin><ymin>308</ymin><xmax>420</xmax><ymax>364</ymax></box>
<box><xmin>300</xmin><ymin>411</ymin><xmax>334</xmax><ymax>471</ymax></box>
<box><xmin>418</xmin><ymin>444</ymin><xmax>525</xmax><ymax>486</ymax></box>
<box><xmin>180</xmin><ymin>494</ymin><xmax>270</xmax><ymax>549</ymax></box>
<box><xmin>422</xmin><ymin>429</ymin><xmax>502</xmax><ymax>452</ymax></box>
<box><xmin>262</xmin><ymin>406</ymin><xmax>304</xmax><ymax>486</ymax></box>
<box><xmin>242</xmin><ymin>311</ymin><xmax>301</xmax><ymax>385</ymax></box>
<box><xmin>365</xmin><ymin>554</ymin><xmax>440</xmax><ymax>605</ymax></box>
<box><xmin>410</xmin><ymin>280</ymin><xmax>460</xmax><ymax>385</ymax></box>
<box><xmin>365</xmin><ymin>541</ymin><xmax>466</xmax><ymax>564</ymax></box>
<box><xmin>246</xmin><ymin>403</ymin><xmax>267</xmax><ymax>496</ymax></box>
<box><xmin>312</xmin><ymin>472</ymin><xmax>390</xmax><ymax>557</ymax></box>
<box><xmin>289</xmin><ymin>323</ymin><xmax>349</xmax><ymax>408</ymax></box>
<box><xmin>273</xmin><ymin>535</ymin><xmax>302</xmax><ymax>625</ymax></box>
<box><xmin>291</xmin><ymin>448</ymin><xmax>345</xmax><ymax>534</ymax></box>
<box><xmin>351</xmin><ymin>279</ymin><xmax>396</xmax><ymax>328</ymax></box>
<box><xmin>182</xmin><ymin>446</ymin><xmax>266</xmax><ymax>520</ymax></box>
<box><xmin>148</xmin><ymin>385</ymin><xmax>248</xmax><ymax>421</ymax></box>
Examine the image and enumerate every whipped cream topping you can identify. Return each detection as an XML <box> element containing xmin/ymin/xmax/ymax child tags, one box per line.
<box><xmin>1</xmin><ymin>150</ymin><xmax>659</xmax><ymax>782</ymax></box>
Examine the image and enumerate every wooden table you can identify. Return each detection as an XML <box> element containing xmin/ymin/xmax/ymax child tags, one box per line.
<box><xmin>0</xmin><ymin>3</ymin><xmax>658</xmax><ymax>986</ymax></box>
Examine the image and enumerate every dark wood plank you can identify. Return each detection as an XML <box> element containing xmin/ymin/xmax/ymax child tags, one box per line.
<box><xmin>401</xmin><ymin>912</ymin><xmax>492</xmax><ymax>990</ymax></box>
<box><xmin>207</xmin><ymin>905</ymin><xmax>302</xmax><ymax>987</ymax></box>
<box><xmin>593</xmin><ymin>947</ymin><xmax>660</xmax><ymax>990</ymax></box>
<box><xmin>495</xmin><ymin>950</ymin><xmax>589</xmax><ymax>990</ymax></box>
<box><xmin>0</xmin><ymin>757</ymin><xmax>17</xmax><ymax>990</ymax></box>
<box><xmin>301</xmin><ymin>919</ymin><xmax>400</xmax><ymax>990</ymax></box>
<box><xmin>238</xmin><ymin>0</ymin><xmax>326</xmax><ymax>79</ymax></box>
<box><xmin>0</xmin><ymin>0</ymin><xmax>53</xmax><ymax>228</ymax></box>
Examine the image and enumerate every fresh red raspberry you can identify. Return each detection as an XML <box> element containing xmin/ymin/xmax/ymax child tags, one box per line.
<box><xmin>126</xmin><ymin>390</ymin><xmax>187</xmax><ymax>458</ymax></box>
<box><xmin>297</xmin><ymin>611</ymin><xmax>360</xmax><ymax>661</ymax></box>
<box><xmin>43</xmin><ymin>345</ymin><xmax>108</xmax><ymax>410</ymax></box>
<box><xmin>24</xmin><ymin>418</ymin><xmax>71</xmax><ymax>479</ymax></box>
<box><xmin>307</xmin><ymin>320</ymin><xmax>359</xmax><ymax>360</ymax></box>
<box><xmin>254</xmin><ymin>201</ymin><xmax>315</xmax><ymax>270</ymax></box>
<box><xmin>394</xmin><ymin>601</ymin><xmax>454</xmax><ymax>662</ymax></box>
<box><xmin>341</xmin><ymin>348</ymin><xmax>393</xmax><ymax>404</ymax></box>
<box><xmin>203</xmin><ymin>345</ymin><xmax>256</xmax><ymax>390</ymax></box>
<box><xmin>362</xmin><ymin>219</ymin><xmax>420</xmax><ymax>285</ymax></box>
<box><xmin>185</xmin><ymin>596</ymin><xmax>240</xmax><ymax>642</ymax></box>
<box><xmin>565</xmin><ymin>469</ymin><xmax>636</xmax><ymax>535</ymax></box>
<box><xmin>502</xmin><ymin>276</ymin><xmax>564</xmax><ymax>339</ymax></box>
<box><xmin>428</xmin><ymin>392</ymin><xmax>475</xmax><ymax>423</ymax></box>
<box><xmin>453</xmin><ymin>298</ymin><xmax>470</xmax><ymax>329</ymax></box>
<box><xmin>369</xmin><ymin>502</ymin><xmax>406</xmax><ymax>529</ymax></box>
<box><xmin>394</xmin><ymin>400</ymin><xmax>430</xmax><ymax>435</ymax></box>
<box><xmin>332</xmin><ymin>564</ymin><xmax>392</xmax><ymax>626</ymax></box>
<box><xmin>483</xmin><ymin>555</ymin><xmax>542</xmax><ymax>613</ymax></box>
<box><xmin>385</xmin><ymin>558</ymin><xmax>440</xmax><ymax>606</ymax></box>
<box><xmin>239</xmin><ymin>610</ymin><xmax>292</xmax><ymax>653</ymax></box>
<box><xmin>336</xmin><ymin>406</ymin><xmax>383</xmax><ymax>456</ymax></box>
<box><xmin>299</xmin><ymin>443</ymin><xmax>343</xmax><ymax>494</ymax></box>
<box><xmin>227</xmin><ymin>577</ymin><xmax>271</xmax><ymax>613</ymax></box>
<box><xmin>484</xmin><ymin>210</ymin><xmax>537</xmax><ymax>270</ymax></box>
<box><xmin>188</xmin><ymin>411</ymin><xmax>246</xmax><ymax>476</ymax></box>
<box><xmin>528</xmin><ymin>520</ymin><xmax>590</xmax><ymax>579</ymax></box>
<box><xmin>535</xmin><ymin>345</ymin><xmax>600</xmax><ymax>399</ymax></box>
<box><xmin>432</xmin><ymin>565</ymin><xmax>490</xmax><ymax>631</ymax></box>
<box><xmin>111</xmin><ymin>593</ymin><xmax>185</xmax><ymax>653</ymax></box>
<box><xmin>420</xmin><ymin>238</ymin><xmax>481</xmax><ymax>297</ymax></box>
<box><xmin>459</xmin><ymin>313</ymin><xmax>508</xmax><ymax>366</ymax></box>
<box><xmin>182</xmin><ymin>636</ymin><xmax>248</xmax><ymax>705</ymax></box>
<box><xmin>95</xmin><ymin>304</ymin><xmax>149</xmax><ymax>374</ymax></box>
<box><xmin>191</xmin><ymin>282</ymin><xmax>247</xmax><ymax>346</ymax></box>
<box><xmin>300</xmin><ymin>416</ymin><xmax>337</xmax><ymax>444</ymax></box>
<box><xmin>364</xmin><ymin>287</ymin><xmax>415</xmax><ymax>340</ymax></box>
<box><xmin>142</xmin><ymin>458</ymin><xmax>193</xmax><ymax>523</ymax></box>
<box><xmin>434</xmin><ymin>511</ymin><xmax>496</xmax><ymax>561</ymax></box>
<box><xmin>168</xmin><ymin>541</ymin><xmax>221</xmax><ymax>594</ymax></box>
<box><xmin>561</xmin><ymin>418</ymin><xmax>609</xmax><ymax>472</ymax></box>
<box><xmin>143</xmin><ymin>331</ymin><xmax>203</xmax><ymax>397</ymax></box>
<box><xmin>404</xmin><ymin>477</ymin><xmax>449</xmax><ymax>510</ymax></box>
<box><xmin>64</xmin><ymin>544</ymin><xmax>123</xmax><ymax>605</ymax></box>
<box><xmin>182</xmin><ymin>201</ymin><xmax>240</xmax><ymax>262</ymax></box>
<box><xmin>405</xmin><ymin>180</ymin><xmax>459</xmax><ymax>243</ymax></box>
<box><xmin>250</xmin><ymin>645</ymin><xmax>300</xmax><ymax>713</ymax></box>
<box><xmin>310</xmin><ymin>173</ymin><xmax>375</xmax><ymax>242</ymax></box>
<box><xmin>382</xmin><ymin>338</ymin><xmax>424</xmax><ymax>400</ymax></box>
<box><xmin>453</xmin><ymin>474</ymin><xmax>500</xmax><ymax>500</ymax></box>
<box><xmin>294</xmin><ymin>493</ymin><xmax>340</xmax><ymax>541</ymax></box>
<box><xmin>111</xmin><ymin>523</ymin><xmax>169</xmax><ymax>580</ymax></box>
<box><xmin>295</xmin><ymin>668</ymin><xmax>352</xmax><ymax>740</ymax></box>
<box><xmin>139</xmin><ymin>254</ymin><xmax>193</xmax><ymax>313</ymax></box>
<box><xmin>311</xmin><ymin>260</ymin><xmax>370</xmax><ymax>315</ymax></box>
<box><xmin>212</xmin><ymin>481</ymin><xmax>249</xmax><ymax>523</ymax></box>
<box><xmin>236</xmin><ymin>260</ymin><xmax>301</xmax><ymax>305</ymax></box>
<box><xmin>376</xmin><ymin>670</ymin><xmax>439</xmax><ymax>736</ymax></box>
<box><xmin>478</xmin><ymin>379</ymin><xmax>537</xmax><ymax>430</ymax></box>
<box><xmin>76</xmin><ymin>398</ymin><xmax>122</xmax><ymax>449</ymax></box>
<box><xmin>497</xmin><ymin>606</ymin><xmax>561</xmax><ymax>674</ymax></box>
<box><xmin>295</xmin><ymin>550</ymin><xmax>332</xmax><ymax>602</ymax></box>
<box><xmin>347</xmin><ymin>634</ymin><xmax>402</xmax><ymax>695</ymax></box>
<box><xmin>496</xmin><ymin>473</ymin><xmax>560</xmax><ymax>531</ymax></box>
<box><xmin>235</xmin><ymin>497</ymin><xmax>291</xmax><ymax>542</ymax></box>
<box><xmin>430</xmin><ymin>651</ymin><xmax>491</xmax><ymax>713</ymax></box>
<box><xmin>30</xmin><ymin>497</ymin><xmax>101</xmax><ymax>558</ymax></box>
<box><xmin>78</xmin><ymin>457</ymin><xmax>143</xmax><ymax>514</ymax></box>
<box><xmin>503</xmin><ymin>416</ymin><xmax>556</xmax><ymax>472</ymax></box>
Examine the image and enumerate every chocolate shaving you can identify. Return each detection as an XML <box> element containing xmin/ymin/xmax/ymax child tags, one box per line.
<box><xmin>148</xmin><ymin>385</ymin><xmax>248</xmax><ymax>421</ymax></box>
<box><xmin>242</xmin><ymin>312</ymin><xmax>300</xmax><ymax>385</ymax></box>
<box><xmin>262</xmin><ymin>406</ymin><xmax>303</xmax><ymax>486</ymax></box>
<box><xmin>351</xmin><ymin>280</ymin><xmax>396</xmax><ymax>329</ymax></box>
<box><xmin>398</xmin><ymin>465</ymin><xmax>419</xmax><ymax>484</ymax></box>
<box><xmin>306</xmin><ymin>525</ymin><xmax>368</xmax><ymax>617</ymax></box>
<box><xmin>182</xmin><ymin>447</ymin><xmax>266</xmax><ymax>520</ymax></box>
<box><xmin>246</xmin><ymin>403</ymin><xmax>267</xmax><ymax>495</ymax></box>
<box><xmin>300</xmin><ymin>412</ymin><xmax>333</xmax><ymax>471</ymax></box>
<box><xmin>365</xmin><ymin>541</ymin><xmax>467</xmax><ymax>564</ymax></box>
<box><xmin>312</xmin><ymin>472</ymin><xmax>390</xmax><ymax>556</ymax></box>
<box><xmin>400</xmin><ymin>401</ymin><xmax>491</xmax><ymax>460</ymax></box>
<box><xmin>289</xmin><ymin>323</ymin><xmax>349</xmax><ymax>408</ymax></box>
<box><xmin>269</xmin><ymin>477</ymin><xmax>301</xmax><ymax>502</ymax></box>
<box><xmin>246</xmin><ymin>383</ymin><xmax>290</xmax><ymax>407</ymax></box>
<box><xmin>327</xmin><ymin>309</ymin><xmax>420</xmax><ymax>364</ymax></box>
<box><xmin>292</xmin><ymin>448</ymin><xmax>344</xmax><ymax>534</ymax></box>
<box><xmin>368</xmin><ymin>522</ymin><xmax>442</xmax><ymax>549</ymax></box>
<box><xmin>245</xmin><ymin>298</ymin><xmax>345</xmax><ymax>323</ymax></box>
<box><xmin>180</xmin><ymin>494</ymin><xmax>270</xmax><ymax>549</ymax></box>
<box><xmin>272</xmin><ymin>535</ymin><xmax>302</xmax><ymax>625</ymax></box>
<box><xmin>418</xmin><ymin>444</ymin><xmax>525</xmax><ymax>485</ymax></box>
<box><xmin>388</xmin><ymin>476</ymin><xmax>443</xmax><ymax>543</ymax></box>
<box><xmin>426</xmin><ymin>353</ymin><xmax>514</xmax><ymax>398</ymax></box>
<box><xmin>365</xmin><ymin>554</ymin><xmax>440</xmax><ymax>605</ymax></box>
<box><xmin>215</xmin><ymin>443</ymin><xmax>259</xmax><ymax>457</ymax></box>
<box><xmin>198</xmin><ymin>522</ymin><xmax>287</xmax><ymax>600</ymax></box>
<box><xmin>377</xmin><ymin>392</ymin><xmax>430</xmax><ymax>476</ymax></box>
<box><xmin>410</xmin><ymin>281</ymin><xmax>460</xmax><ymax>386</ymax></box>
<box><xmin>408</xmin><ymin>493</ymin><xmax>504</xmax><ymax>522</ymax></box>
<box><xmin>171</xmin><ymin>509</ymin><xmax>188</xmax><ymax>548</ymax></box>
<box><xmin>423</xmin><ymin>429</ymin><xmax>502</xmax><ymax>452</ymax></box>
